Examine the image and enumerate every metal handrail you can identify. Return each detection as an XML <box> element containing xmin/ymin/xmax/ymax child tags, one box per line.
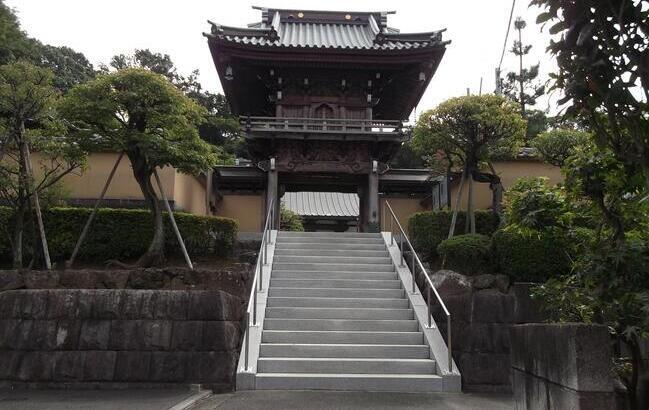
<box><xmin>383</xmin><ymin>200</ymin><xmax>453</xmax><ymax>373</ymax></box>
<box><xmin>242</xmin><ymin>198</ymin><xmax>275</xmax><ymax>371</ymax></box>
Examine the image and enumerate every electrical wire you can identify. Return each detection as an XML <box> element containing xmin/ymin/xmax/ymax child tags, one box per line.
<box><xmin>498</xmin><ymin>0</ymin><xmax>517</xmax><ymax>71</ymax></box>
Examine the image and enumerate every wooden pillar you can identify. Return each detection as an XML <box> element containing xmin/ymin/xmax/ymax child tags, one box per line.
<box><xmin>266</xmin><ymin>157</ymin><xmax>279</xmax><ymax>230</ymax></box>
<box><xmin>367</xmin><ymin>160</ymin><xmax>379</xmax><ymax>232</ymax></box>
<box><xmin>357</xmin><ymin>185</ymin><xmax>366</xmax><ymax>232</ymax></box>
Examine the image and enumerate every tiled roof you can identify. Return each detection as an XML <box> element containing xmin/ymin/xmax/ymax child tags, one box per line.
<box><xmin>282</xmin><ymin>192</ymin><xmax>359</xmax><ymax>217</ymax></box>
<box><xmin>207</xmin><ymin>8</ymin><xmax>446</xmax><ymax>51</ymax></box>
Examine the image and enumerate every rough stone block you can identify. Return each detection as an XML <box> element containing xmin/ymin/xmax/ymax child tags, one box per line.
<box><xmin>52</xmin><ymin>351</ymin><xmax>86</xmax><ymax>381</ymax></box>
<box><xmin>114</xmin><ymin>351</ymin><xmax>151</xmax><ymax>381</ymax></box>
<box><xmin>460</xmin><ymin>352</ymin><xmax>511</xmax><ymax>386</ymax></box>
<box><xmin>0</xmin><ymin>319</ymin><xmax>21</xmax><ymax>349</ymax></box>
<box><xmin>82</xmin><ymin>351</ymin><xmax>116</xmax><ymax>381</ymax></box>
<box><xmin>149</xmin><ymin>352</ymin><xmax>188</xmax><ymax>382</ymax></box>
<box><xmin>20</xmin><ymin>290</ymin><xmax>49</xmax><ymax>319</ymax></box>
<box><xmin>0</xmin><ymin>291</ymin><xmax>22</xmax><ymax>318</ymax></box>
<box><xmin>54</xmin><ymin>320</ymin><xmax>82</xmax><ymax>350</ymax></box>
<box><xmin>22</xmin><ymin>271</ymin><xmax>59</xmax><ymax>289</ymax></box>
<box><xmin>0</xmin><ymin>271</ymin><xmax>24</xmax><ymax>291</ymax></box>
<box><xmin>46</xmin><ymin>290</ymin><xmax>80</xmax><ymax>319</ymax></box>
<box><xmin>90</xmin><ymin>290</ymin><xmax>124</xmax><ymax>319</ymax></box>
<box><xmin>202</xmin><ymin>321</ymin><xmax>240</xmax><ymax>352</ymax></box>
<box><xmin>138</xmin><ymin>291</ymin><xmax>160</xmax><ymax>319</ymax></box>
<box><xmin>190</xmin><ymin>351</ymin><xmax>237</xmax><ymax>383</ymax></box>
<box><xmin>0</xmin><ymin>351</ymin><xmax>22</xmax><ymax>379</ymax></box>
<box><xmin>142</xmin><ymin>321</ymin><xmax>172</xmax><ymax>350</ymax></box>
<box><xmin>472</xmin><ymin>289</ymin><xmax>515</xmax><ymax>323</ymax></box>
<box><xmin>95</xmin><ymin>271</ymin><xmax>129</xmax><ymax>288</ymax></box>
<box><xmin>510</xmin><ymin>323</ymin><xmax>614</xmax><ymax>392</ymax></box>
<box><xmin>17</xmin><ymin>351</ymin><xmax>55</xmax><ymax>381</ymax></box>
<box><xmin>189</xmin><ymin>291</ymin><xmax>242</xmax><ymax>321</ymax></box>
<box><xmin>120</xmin><ymin>292</ymin><xmax>143</xmax><ymax>319</ymax></box>
<box><xmin>471</xmin><ymin>274</ymin><xmax>496</xmax><ymax>290</ymax></box>
<box><xmin>78</xmin><ymin>320</ymin><xmax>111</xmax><ymax>350</ymax></box>
<box><xmin>512</xmin><ymin>284</ymin><xmax>546</xmax><ymax>323</ymax></box>
<box><xmin>108</xmin><ymin>320</ymin><xmax>141</xmax><ymax>350</ymax></box>
<box><xmin>513</xmin><ymin>369</ymin><xmax>616</xmax><ymax>410</ymax></box>
<box><xmin>9</xmin><ymin>319</ymin><xmax>34</xmax><ymax>350</ymax></box>
<box><xmin>171</xmin><ymin>321</ymin><xmax>204</xmax><ymax>350</ymax></box>
<box><xmin>155</xmin><ymin>291</ymin><xmax>189</xmax><ymax>320</ymax></box>
<box><xmin>25</xmin><ymin>320</ymin><xmax>58</xmax><ymax>350</ymax></box>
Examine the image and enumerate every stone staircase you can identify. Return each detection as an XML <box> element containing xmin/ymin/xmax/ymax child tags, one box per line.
<box><xmin>246</xmin><ymin>231</ymin><xmax>451</xmax><ymax>392</ymax></box>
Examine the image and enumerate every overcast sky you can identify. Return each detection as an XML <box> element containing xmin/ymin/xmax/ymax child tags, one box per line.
<box><xmin>7</xmin><ymin>0</ymin><xmax>558</xmax><ymax>120</ymax></box>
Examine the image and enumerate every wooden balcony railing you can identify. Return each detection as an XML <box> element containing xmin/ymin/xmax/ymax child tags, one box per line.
<box><xmin>241</xmin><ymin>116</ymin><xmax>404</xmax><ymax>136</ymax></box>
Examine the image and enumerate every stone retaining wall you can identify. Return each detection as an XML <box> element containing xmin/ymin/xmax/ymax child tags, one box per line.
<box><xmin>0</xmin><ymin>289</ymin><xmax>243</xmax><ymax>390</ymax></box>
<box><xmin>433</xmin><ymin>278</ymin><xmax>546</xmax><ymax>393</ymax></box>
<box><xmin>510</xmin><ymin>323</ymin><xmax>616</xmax><ymax>409</ymax></box>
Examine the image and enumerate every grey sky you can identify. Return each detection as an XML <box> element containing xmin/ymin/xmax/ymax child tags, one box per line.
<box><xmin>6</xmin><ymin>0</ymin><xmax>557</xmax><ymax>120</ymax></box>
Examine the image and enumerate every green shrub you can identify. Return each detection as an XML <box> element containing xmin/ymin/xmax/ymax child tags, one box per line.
<box><xmin>280</xmin><ymin>206</ymin><xmax>304</xmax><ymax>232</ymax></box>
<box><xmin>0</xmin><ymin>207</ymin><xmax>238</xmax><ymax>265</ymax></box>
<box><xmin>437</xmin><ymin>234</ymin><xmax>492</xmax><ymax>275</ymax></box>
<box><xmin>504</xmin><ymin>177</ymin><xmax>568</xmax><ymax>229</ymax></box>
<box><xmin>409</xmin><ymin>210</ymin><xmax>499</xmax><ymax>261</ymax></box>
<box><xmin>492</xmin><ymin>225</ymin><xmax>571</xmax><ymax>282</ymax></box>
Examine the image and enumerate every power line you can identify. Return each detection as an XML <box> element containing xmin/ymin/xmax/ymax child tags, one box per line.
<box><xmin>498</xmin><ymin>0</ymin><xmax>517</xmax><ymax>71</ymax></box>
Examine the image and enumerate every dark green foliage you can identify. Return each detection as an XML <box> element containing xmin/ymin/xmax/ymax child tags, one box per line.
<box><xmin>437</xmin><ymin>234</ymin><xmax>492</xmax><ymax>275</ymax></box>
<box><xmin>492</xmin><ymin>226</ymin><xmax>571</xmax><ymax>282</ymax></box>
<box><xmin>504</xmin><ymin>177</ymin><xmax>568</xmax><ymax>230</ymax></box>
<box><xmin>0</xmin><ymin>207</ymin><xmax>238</xmax><ymax>265</ymax></box>
<box><xmin>532</xmin><ymin>128</ymin><xmax>591</xmax><ymax>167</ymax></box>
<box><xmin>409</xmin><ymin>210</ymin><xmax>499</xmax><ymax>261</ymax></box>
<box><xmin>280</xmin><ymin>206</ymin><xmax>304</xmax><ymax>232</ymax></box>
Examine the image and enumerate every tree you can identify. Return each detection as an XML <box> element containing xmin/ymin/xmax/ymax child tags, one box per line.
<box><xmin>0</xmin><ymin>1</ymin><xmax>95</xmax><ymax>91</ymax></box>
<box><xmin>532</xmin><ymin>128</ymin><xmax>591</xmax><ymax>167</ymax></box>
<box><xmin>105</xmin><ymin>49</ymin><xmax>242</xmax><ymax>160</ymax></box>
<box><xmin>0</xmin><ymin>61</ymin><xmax>86</xmax><ymax>268</ymax></box>
<box><xmin>59</xmin><ymin>68</ymin><xmax>219</xmax><ymax>267</ymax></box>
<box><xmin>412</xmin><ymin>95</ymin><xmax>526</xmax><ymax>235</ymax></box>
<box><xmin>500</xmin><ymin>17</ymin><xmax>545</xmax><ymax>117</ymax></box>
<box><xmin>531</xmin><ymin>0</ymin><xmax>649</xmax><ymax>191</ymax></box>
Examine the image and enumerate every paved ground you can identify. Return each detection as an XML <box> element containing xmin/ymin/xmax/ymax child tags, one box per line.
<box><xmin>191</xmin><ymin>391</ymin><xmax>514</xmax><ymax>410</ymax></box>
<box><xmin>0</xmin><ymin>389</ymin><xmax>197</xmax><ymax>410</ymax></box>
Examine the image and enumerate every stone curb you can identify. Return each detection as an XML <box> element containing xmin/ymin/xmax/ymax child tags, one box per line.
<box><xmin>168</xmin><ymin>390</ymin><xmax>212</xmax><ymax>410</ymax></box>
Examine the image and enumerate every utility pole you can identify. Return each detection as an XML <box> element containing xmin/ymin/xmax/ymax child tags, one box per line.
<box><xmin>514</xmin><ymin>17</ymin><xmax>527</xmax><ymax>116</ymax></box>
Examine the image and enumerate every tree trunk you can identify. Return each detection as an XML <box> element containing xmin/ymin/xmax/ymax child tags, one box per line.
<box><xmin>11</xmin><ymin>206</ymin><xmax>25</xmax><ymax>269</ymax></box>
<box><xmin>448</xmin><ymin>169</ymin><xmax>467</xmax><ymax>240</ymax></box>
<box><xmin>467</xmin><ymin>171</ymin><xmax>476</xmax><ymax>234</ymax></box>
<box><xmin>130</xmin><ymin>154</ymin><xmax>165</xmax><ymax>267</ymax></box>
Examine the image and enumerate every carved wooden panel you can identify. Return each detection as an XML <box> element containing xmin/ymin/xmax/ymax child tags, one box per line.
<box><xmin>275</xmin><ymin>140</ymin><xmax>371</xmax><ymax>173</ymax></box>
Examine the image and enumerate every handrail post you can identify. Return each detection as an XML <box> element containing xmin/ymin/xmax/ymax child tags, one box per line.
<box><xmin>427</xmin><ymin>286</ymin><xmax>432</xmax><ymax>328</ymax></box>
<box><xmin>399</xmin><ymin>233</ymin><xmax>404</xmax><ymax>267</ymax></box>
<box><xmin>390</xmin><ymin>216</ymin><xmax>394</xmax><ymax>246</ymax></box>
<box><xmin>252</xmin><ymin>281</ymin><xmax>258</xmax><ymax>325</ymax></box>
<box><xmin>447</xmin><ymin>315</ymin><xmax>453</xmax><ymax>373</ymax></box>
<box><xmin>411</xmin><ymin>249</ymin><xmax>416</xmax><ymax>294</ymax></box>
<box><xmin>244</xmin><ymin>311</ymin><xmax>250</xmax><ymax>370</ymax></box>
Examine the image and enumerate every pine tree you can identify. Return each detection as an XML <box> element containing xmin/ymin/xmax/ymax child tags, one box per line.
<box><xmin>500</xmin><ymin>17</ymin><xmax>544</xmax><ymax>116</ymax></box>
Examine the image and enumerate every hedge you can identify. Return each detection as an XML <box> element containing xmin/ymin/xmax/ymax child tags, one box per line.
<box><xmin>0</xmin><ymin>207</ymin><xmax>238</xmax><ymax>264</ymax></box>
<box><xmin>491</xmin><ymin>226</ymin><xmax>571</xmax><ymax>282</ymax></box>
<box><xmin>409</xmin><ymin>210</ymin><xmax>500</xmax><ymax>261</ymax></box>
<box><xmin>437</xmin><ymin>234</ymin><xmax>492</xmax><ymax>275</ymax></box>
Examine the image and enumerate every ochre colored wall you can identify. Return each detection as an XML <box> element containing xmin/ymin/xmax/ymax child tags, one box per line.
<box><xmin>174</xmin><ymin>172</ymin><xmax>207</xmax><ymax>215</ymax></box>
<box><xmin>450</xmin><ymin>160</ymin><xmax>563</xmax><ymax>210</ymax></box>
<box><xmin>47</xmin><ymin>152</ymin><xmax>176</xmax><ymax>201</ymax></box>
<box><xmin>379</xmin><ymin>196</ymin><xmax>427</xmax><ymax>233</ymax></box>
<box><xmin>217</xmin><ymin>194</ymin><xmax>263</xmax><ymax>232</ymax></box>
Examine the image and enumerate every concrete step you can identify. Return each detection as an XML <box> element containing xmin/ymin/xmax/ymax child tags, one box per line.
<box><xmin>268</xmin><ymin>287</ymin><xmax>405</xmax><ymax>299</ymax></box>
<box><xmin>266</xmin><ymin>297</ymin><xmax>409</xmax><ymax>309</ymax></box>
<box><xmin>273</xmin><ymin>263</ymin><xmax>394</xmax><ymax>272</ymax></box>
<box><xmin>264</xmin><ymin>318</ymin><xmax>420</xmax><ymax>332</ymax></box>
<box><xmin>254</xmin><ymin>373</ymin><xmax>444</xmax><ymax>392</ymax></box>
<box><xmin>257</xmin><ymin>357</ymin><xmax>436</xmax><ymax>375</ymax></box>
<box><xmin>262</xmin><ymin>330</ymin><xmax>424</xmax><ymax>345</ymax></box>
<box><xmin>277</xmin><ymin>237</ymin><xmax>385</xmax><ymax>244</ymax></box>
<box><xmin>274</xmin><ymin>255</ymin><xmax>392</xmax><ymax>265</ymax></box>
<box><xmin>271</xmin><ymin>271</ymin><xmax>398</xmax><ymax>281</ymax></box>
<box><xmin>270</xmin><ymin>278</ymin><xmax>401</xmax><ymax>289</ymax></box>
<box><xmin>278</xmin><ymin>232</ymin><xmax>382</xmax><ymax>239</ymax></box>
<box><xmin>259</xmin><ymin>343</ymin><xmax>431</xmax><ymax>359</ymax></box>
<box><xmin>275</xmin><ymin>243</ymin><xmax>387</xmax><ymax>251</ymax></box>
<box><xmin>265</xmin><ymin>307</ymin><xmax>414</xmax><ymax>320</ymax></box>
<box><xmin>274</xmin><ymin>249</ymin><xmax>389</xmax><ymax>257</ymax></box>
